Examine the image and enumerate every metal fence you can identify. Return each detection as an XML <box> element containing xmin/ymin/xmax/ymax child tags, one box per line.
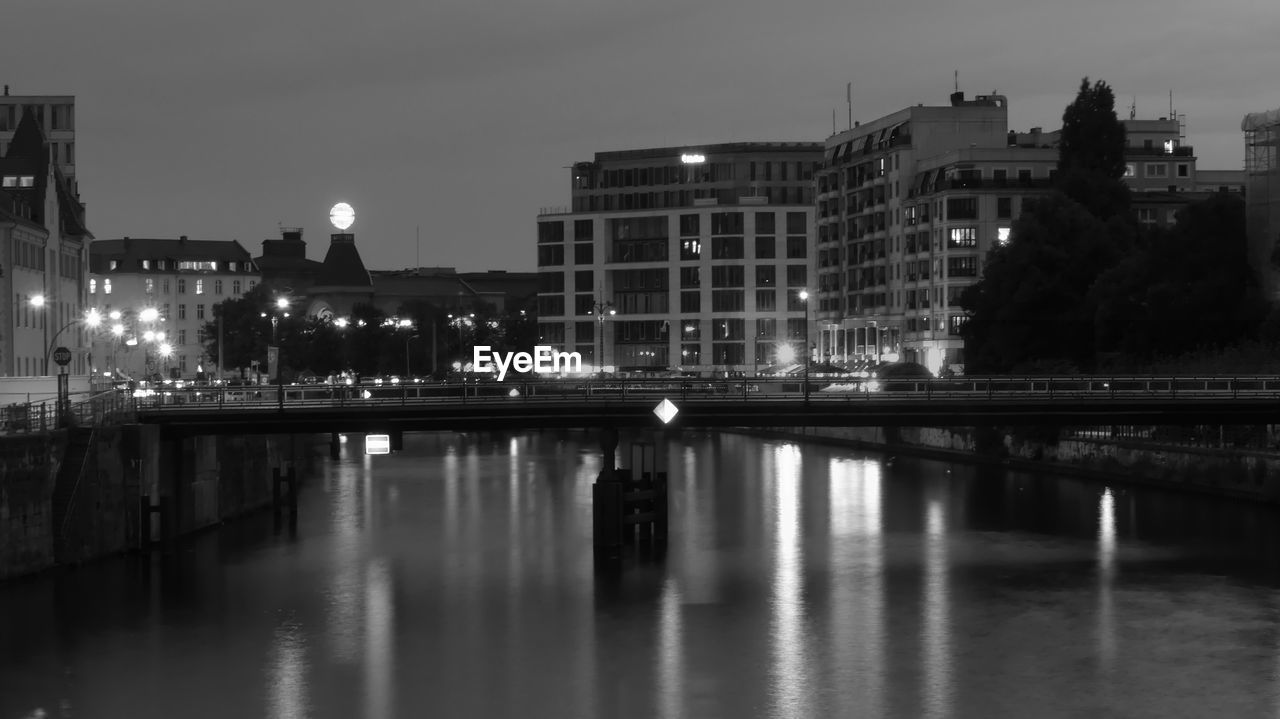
<box><xmin>1</xmin><ymin>388</ymin><xmax>134</xmax><ymax>435</ymax></box>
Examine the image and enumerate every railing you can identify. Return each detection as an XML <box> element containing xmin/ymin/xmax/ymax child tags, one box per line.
<box><xmin>129</xmin><ymin>375</ymin><xmax>1280</xmax><ymax>412</ymax></box>
<box><xmin>1</xmin><ymin>388</ymin><xmax>135</xmax><ymax>435</ymax></box>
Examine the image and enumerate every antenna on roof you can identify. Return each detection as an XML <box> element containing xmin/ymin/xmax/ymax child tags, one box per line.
<box><xmin>1130</xmin><ymin>95</ymin><xmax>1136</xmax><ymax>120</ymax></box>
<box><xmin>1169</xmin><ymin>89</ymin><xmax>1174</xmax><ymax>117</ymax></box>
<box><xmin>954</xmin><ymin>70</ymin><xmax>959</xmax><ymax>92</ymax></box>
<box><xmin>847</xmin><ymin>82</ymin><xmax>852</xmax><ymax>130</ymax></box>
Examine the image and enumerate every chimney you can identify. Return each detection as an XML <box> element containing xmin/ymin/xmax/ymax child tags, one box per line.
<box><xmin>179</xmin><ymin>235</ymin><xmax>188</xmax><ymax>242</ymax></box>
<box><xmin>3</xmin><ymin>85</ymin><xmax>8</xmax><ymax>97</ymax></box>
<box><xmin>950</xmin><ymin>91</ymin><xmax>965</xmax><ymax>106</ymax></box>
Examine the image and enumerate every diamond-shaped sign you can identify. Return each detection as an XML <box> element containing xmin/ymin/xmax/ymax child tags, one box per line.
<box><xmin>653</xmin><ymin>398</ymin><xmax>679</xmax><ymax>424</ymax></box>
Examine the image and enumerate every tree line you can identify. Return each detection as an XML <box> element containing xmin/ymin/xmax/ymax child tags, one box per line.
<box><xmin>959</xmin><ymin>78</ymin><xmax>1271</xmax><ymax>374</ymax></box>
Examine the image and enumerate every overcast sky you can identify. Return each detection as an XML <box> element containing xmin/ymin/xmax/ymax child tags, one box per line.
<box><xmin>8</xmin><ymin>0</ymin><xmax>1276</xmax><ymax>272</ymax></box>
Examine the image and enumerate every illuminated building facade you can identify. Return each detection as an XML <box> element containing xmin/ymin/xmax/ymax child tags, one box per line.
<box><xmin>537</xmin><ymin>142</ymin><xmax>823</xmax><ymax>375</ymax></box>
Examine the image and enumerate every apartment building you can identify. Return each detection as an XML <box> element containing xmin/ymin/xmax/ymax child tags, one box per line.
<box><xmin>88</xmin><ymin>238</ymin><xmax>259</xmax><ymax>379</ymax></box>
<box><xmin>0</xmin><ymin>88</ymin><xmax>78</xmax><ymax>199</ymax></box>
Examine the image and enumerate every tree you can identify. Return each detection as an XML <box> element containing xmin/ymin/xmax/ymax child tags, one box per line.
<box><xmin>1057</xmin><ymin>78</ymin><xmax>1131</xmax><ymax>220</ymax></box>
<box><xmin>1092</xmin><ymin>194</ymin><xmax>1266</xmax><ymax>361</ymax></box>
<box><xmin>959</xmin><ymin>193</ymin><xmax>1134</xmax><ymax>372</ymax></box>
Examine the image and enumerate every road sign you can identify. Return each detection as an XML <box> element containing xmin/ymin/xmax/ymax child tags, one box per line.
<box><xmin>52</xmin><ymin>346</ymin><xmax>72</xmax><ymax>366</ymax></box>
<box><xmin>365</xmin><ymin>434</ymin><xmax>391</xmax><ymax>455</ymax></box>
<box><xmin>653</xmin><ymin>398</ymin><xmax>679</xmax><ymax>424</ymax></box>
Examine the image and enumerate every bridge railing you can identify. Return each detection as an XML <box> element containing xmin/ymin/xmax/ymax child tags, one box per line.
<box><xmin>128</xmin><ymin>375</ymin><xmax>1280</xmax><ymax>412</ymax></box>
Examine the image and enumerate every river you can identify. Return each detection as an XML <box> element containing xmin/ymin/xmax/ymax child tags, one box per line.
<box><xmin>2</xmin><ymin>430</ymin><xmax>1280</xmax><ymax>718</ymax></box>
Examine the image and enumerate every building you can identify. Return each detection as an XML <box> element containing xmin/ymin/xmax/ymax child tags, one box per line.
<box><xmin>816</xmin><ymin>92</ymin><xmax>1013</xmax><ymax>373</ymax></box>
<box><xmin>0</xmin><ymin>87</ymin><xmax>78</xmax><ymax>199</ymax></box>
<box><xmin>0</xmin><ymin>108</ymin><xmax>91</xmax><ymax>377</ymax></box>
<box><xmin>817</xmin><ymin>92</ymin><xmax>1249</xmax><ymax>373</ymax></box>
<box><xmin>1243</xmin><ymin>107</ymin><xmax>1280</xmax><ymax>299</ymax></box>
<box><xmin>537</xmin><ymin>142</ymin><xmax>824</xmax><ymax>375</ymax></box>
<box><xmin>88</xmin><ymin>237</ymin><xmax>259</xmax><ymax>379</ymax></box>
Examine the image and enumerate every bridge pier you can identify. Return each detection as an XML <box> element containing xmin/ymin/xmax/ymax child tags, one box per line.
<box><xmin>273</xmin><ymin>466</ymin><xmax>298</xmax><ymax>529</ymax></box>
<box><xmin>592</xmin><ymin>427</ymin><xmax>668</xmax><ymax>564</ymax></box>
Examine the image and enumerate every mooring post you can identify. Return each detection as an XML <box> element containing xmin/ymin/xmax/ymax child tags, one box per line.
<box><xmin>593</xmin><ymin>427</ymin><xmax>623</xmax><ymax>559</ymax></box>
<box><xmin>330</xmin><ymin>432</ymin><xmax>340</xmax><ymax>460</ymax></box>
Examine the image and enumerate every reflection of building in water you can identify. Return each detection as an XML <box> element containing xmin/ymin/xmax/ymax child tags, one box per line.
<box><xmin>1244</xmin><ymin>108</ymin><xmax>1280</xmax><ymax>299</ymax></box>
<box><xmin>769</xmin><ymin>444</ymin><xmax>810</xmax><ymax>717</ymax></box>
<box><xmin>1097</xmin><ymin>488</ymin><xmax>1117</xmax><ymax>672</ymax></box>
<box><xmin>922</xmin><ymin>495</ymin><xmax>951</xmax><ymax>719</ymax></box>
<box><xmin>828</xmin><ymin>457</ymin><xmax>885</xmax><ymax>717</ymax></box>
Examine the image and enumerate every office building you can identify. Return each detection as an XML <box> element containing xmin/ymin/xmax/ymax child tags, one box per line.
<box><xmin>537</xmin><ymin>142</ymin><xmax>823</xmax><ymax>375</ymax></box>
<box><xmin>1243</xmin><ymin>107</ymin><xmax>1280</xmax><ymax>299</ymax></box>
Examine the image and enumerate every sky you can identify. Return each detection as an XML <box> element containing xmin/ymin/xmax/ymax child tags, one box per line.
<box><xmin>8</xmin><ymin>0</ymin><xmax>1278</xmax><ymax>273</ymax></box>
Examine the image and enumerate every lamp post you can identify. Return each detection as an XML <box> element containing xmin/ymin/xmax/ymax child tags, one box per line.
<box><xmin>447</xmin><ymin>313</ymin><xmax>475</xmax><ymax>364</ymax></box>
<box><xmin>139</xmin><ymin>307</ymin><xmax>160</xmax><ymax>381</ymax></box>
<box><xmin>29</xmin><ymin>294</ymin><xmax>48</xmax><ymax>375</ymax></box>
<box><xmin>110</xmin><ymin>312</ymin><xmax>124</xmax><ymax>380</ymax></box>
<box><xmin>590</xmin><ymin>300</ymin><xmax>616</xmax><ymax>376</ymax></box>
<box><xmin>799</xmin><ymin>289</ymin><xmax>810</xmax><ymax>400</ymax></box>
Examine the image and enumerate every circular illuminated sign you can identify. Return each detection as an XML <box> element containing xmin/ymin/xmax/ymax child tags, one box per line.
<box><xmin>329</xmin><ymin>202</ymin><xmax>355</xmax><ymax>231</ymax></box>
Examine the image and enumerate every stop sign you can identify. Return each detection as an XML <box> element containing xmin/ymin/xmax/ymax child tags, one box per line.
<box><xmin>52</xmin><ymin>346</ymin><xmax>72</xmax><ymax>366</ymax></box>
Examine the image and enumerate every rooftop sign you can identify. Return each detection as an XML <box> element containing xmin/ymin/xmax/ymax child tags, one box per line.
<box><xmin>680</xmin><ymin>153</ymin><xmax>706</xmax><ymax>164</ymax></box>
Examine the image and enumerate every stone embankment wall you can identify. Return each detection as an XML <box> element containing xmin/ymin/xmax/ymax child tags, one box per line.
<box><xmin>1</xmin><ymin>427</ymin><xmax>321</xmax><ymax>581</ymax></box>
<box><xmin>745</xmin><ymin>425</ymin><xmax>1280</xmax><ymax>503</ymax></box>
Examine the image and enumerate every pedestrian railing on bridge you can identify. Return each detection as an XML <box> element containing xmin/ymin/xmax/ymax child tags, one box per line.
<box><xmin>128</xmin><ymin>374</ymin><xmax>1280</xmax><ymax>412</ymax></box>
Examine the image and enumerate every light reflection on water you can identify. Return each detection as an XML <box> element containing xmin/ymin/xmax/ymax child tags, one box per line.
<box><xmin>2</xmin><ymin>431</ymin><xmax>1280</xmax><ymax>718</ymax></box>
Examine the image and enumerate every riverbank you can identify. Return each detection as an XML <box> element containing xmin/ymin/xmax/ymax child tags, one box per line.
<box><xmin>736</xmin><ymin>425</ymin><xmax>1280</xmax><ymax>504</ymax></box>
<box><xmin>0</xmin><ymin>426</ymin><xmax>324</xmax><ymax>581</ymax></box>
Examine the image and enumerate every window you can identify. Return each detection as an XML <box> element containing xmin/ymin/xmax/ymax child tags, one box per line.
<box><xmin>141</xmin><ymin>260</ymin><xmax>151</xmax><ymax>270</ymax></box>
<box><xmin>248</xmin><ymin>280</ymin><xmax>256</xmax><ymax>291</ymax></box>
<box><xmin>195</xmin><ymin>279</ymin><xmax>204</xmax><ymax>295</ymax></box>
<box><xmin>575</xmin><ymin>321</ymin><xmax>595</xmax><ymax>342</ymax></box>
<box><xmin>1145</xmin><ymin>163</ymin><xmax>1168</xmax><ymax>178</ymax></box>
<box><xmin>711</xmin><ymin>237</ymin><xmax>743</xmax><ymax>259</ymax></box>
<box><xmin>786</xmin><ymin>212</ymin><xmax>807</xmax><ymax>234</ymax></box>
<box><xmin>680</xmin><ymin>239</ymin><xmax>701</xmax><ymax>261</ymax></box>
<box><xmin>997</xmin><ymin>197</ymin><xmax>1013</xmax><ymax>219</ymax></box>
<box><xmin>755</xmin><ymin>212</ymin><xmax>775</xmax><ymax>235</ymax></box>
<box><xmin>712</xmin><ymin>318</ymin><xmax>745</xmax><ymax>340</ymax></box>
<box><xmin>538</xmin><ymin>272</ymin><xmax>566</xmax><ymax>293</ymax></box>
<box><xmin>680</xmin><ymin>290</ymin><xmax>701</xmax><ymax>312</ymax></box>
<box><xmin>178</xmin><ymin>304</ymin><xmax>186</xmax><ymax>320</ymax></box>
<box><xmin>755</xmin><ymin>265</ymin><xmax>776</xmax><ymax>287</ymax></box>
<box><xmin>680</xmin><ymin>267</ymin><xmax>700</xmax><ymax>288</ymax></box>
<box><xmin>89</xmin><ymin>278</ymin><xmax>96</xmax><ymax>294</ymax></box>
<box><xmin>785</xmin><ymin>289</ymin><xmax>806</xmax><ymax>311</ymax></box>
<box><xmin>1124</xmin><ymin>163</ymin><xmax>1136</xmax><ymax>178</ymax></box>
<box><xmin>681</xmin><ymin>344</ymin><xmax>701</xmax><ymax>364</ymax></box>
<box><xmin>178</xmin><ymin>330</ymin><xmax>187</xmax><ymax>345</ymax></box>
<box><xmin>711</xmin><ymin>290</ymin><xmax>744</xmax><ymax>312</ymax></box>
<box><xmin>575</xmin><ymin>270</ymin><xmax>594</xmax><ymax>292</ymax></box>
<box><xmin>537</xmin><ymin>221</ymin><xmax>565</xmax><ymax>243</ymax></box>
<box><xmin>162</xmin><ymin>279</ymin><xmax>170</xmax><ymax>294</ymax></box>
<box><xmin>785</xmin><ymin>236</ymin><xmax>807</xmax><ymax>258</ymax></box>
<box><xmin>711</xmin><ymin>265</ymin><xmax>744</xmax><ymax>287</ymax></box>
<box><xmin>177</xmin><ymin>261</ymin><xmax>217</xmax><ymax>271</ymax></box>
<box><xmin>177</xmin><ymin>278</ymin><xmax>186</xmax><ymax>294</ymax></box>
<box><xmin>196</xmin><ymin>304</ymin><xmax>206</xmax><ymax>319</ymax></box>
<box><xmin>785</xmin><ymin>265</ymin><xmax>807</xmax><ymax>287</ymax></box>
<box><xmin>1177</xmin><ymin>163</ymin><xmax>1190</xmax><ymax>178</ymax></box>
<box><xmin>232</xmin><ymin>280</ymin><xmax>241</xmax><ymax>294</ymax></box>
<box><xmin>537</xmin><ymin>245</ymin><xmax>565</xmax><ymax>266</ymax></box>
<box><xmin>948</xmin><ymin>227</ymin><xmax>978</xmax><ymax>248</ymax></box>
<box><xmin>946</xmin><ymin>198</ymin><xmax>978</xmax><ymax>220</ymax></box>
<box><xmin>104</xmin><ymin>279</ymin><xmax>112</xmax><ymax>294</ymax></box>
<box><xmin>755</xmin><ymin>237</ymin><xmax>775</xmax><ymax>259</ymax></box>
<box><xmin>756</xmin><ymin>289</ymin><xmax>776</xmax><ymax>311</ymax></box>
<box><xmin>574</xmin><ymin>220</ymin><xmax>594</xmax><ymax>242</ymax></box>
<box><xmin>679</xmin><ymin>214</ymin><xmax>700</xmax><ymax>236</ymax></box>
<box><xmin>710</xmin><ymin>212</ymin><xmax>744</xmax><ymax>235</ymax></box>
<box><xmin>144</xmin><ymin>278</ymin><xmax>154</xmax><ymax>294</ymax></box>
<box><xmin>214</xmin><ymin>280</ymin><xmax>223</xmax><ymax>295</ymax></box>
<box><xmin>756</xmin><ymin>318</ymin><xmax>776</xmax><ymax>339</ymax></box>
<box><xmin>947</xmin><ymin>257</ymin><xmax>978</xmax><ymax>277</ymax></box>
<box><xmin>109</xmin><ymin>260</ymin><xmax>118</xmax><ymax>270</ymax></box>
<box><xmin>574</xmin><ymin>244</ymin><xmax>593</xmax><ymax>264</ymax></box>
<box><xmin>574</xmin><ymin>294</ymin><xmax>594</xmax><ymax>315</ymax></box>
<box><xmin>1017</xmin><ymin>169</ymin><xmax>1032</xmax><ymax>183</ymax></box>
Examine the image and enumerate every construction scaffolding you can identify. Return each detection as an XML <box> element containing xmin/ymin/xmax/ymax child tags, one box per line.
<box><xmin>1243</xmin><ymin>108</ymin><xmax>1280</xmax><ymax>298</ymax></box>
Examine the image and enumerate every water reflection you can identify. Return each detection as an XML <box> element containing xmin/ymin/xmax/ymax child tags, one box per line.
<box><xmin>267</xmin><ymin>620</ymin><xmax>310</xmax><ymax>719</ymax></box>
<box><xmin>769</xmin><ymin>444</ymin><xmax>810</xmax><ymax>718</ymax></box>
<box><xmin>5</xmin><ymin>432</ymin><xmax>1280</xmax><ymax>719</ymax></box>
<box><xmin>828</xmin><ymin>457</ymin><xmax>884</xmax><ymax>717</ymax></box>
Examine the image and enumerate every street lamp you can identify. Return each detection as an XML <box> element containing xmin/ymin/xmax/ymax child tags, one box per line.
<box><xmin>589</xmin><ymin>300</ymin><xmax>616</xmax><ymax>376</ymax></box>
<box><xmin>799</xmin><ymin>289</ymin><xmax>810</xmax><ymax>400</ymax></box>
<box><xmin>29</xmin><ymin>294</ymin><xmax>48</xmax><ymax>374</ymax></box>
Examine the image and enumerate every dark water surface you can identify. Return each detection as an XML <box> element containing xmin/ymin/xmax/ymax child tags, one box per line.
<box><xmin>3</xmin><ymin>430</ymin><xmax>1280</xmax><ymax>718</ymax></box>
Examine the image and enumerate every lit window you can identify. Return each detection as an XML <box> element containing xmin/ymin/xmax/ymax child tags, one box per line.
<box><xmin>141</xmin><ymin>260</ymin><xmax>151</xmax><ymax>270</ymax></box>
<box><xmin>18</xmin><ymin>176</ymin><xmax>33</xmax><ymax>187</ymax></box>
<box><xmin>997</xmin><ymin>227</ymin><xmax>1011</xmax><ymax>245</ymax></box>
<box><xmin>109</xmin><ymin>260</ymin><xmax>118</xmax><ymax>270</ymax></box>
<box><xmin>1163</xmin><ymin>140</ymin><xmax>1175</xmax><ymax>154</ymax></box>
<box><xmin>89</xmin><ymin>278</ymin><xmax>96</xmax><ymax>294</ymax></box>
<box><xmin>195</xmin><ymin>279</ymin><xmax>204</xmax><ymax>295</ymax></box>
<box><xmin>1123</xmin><ymin>164</ymin><xmax>1136</xmax><ymax>178</ymax></box>
<box><xmin>104</xmin><ymin>279</ymin><xmax>112</xmax><ymax>294</ymax></box>
<box><xmin>1</xmin><ymin>176</ymin><xmax>15</xmax><ymax>188</ymax></box>
<box><xmin>145</xmin><ymin>278</ymin><xmax>154</xmax><ymax>294</ymax></box>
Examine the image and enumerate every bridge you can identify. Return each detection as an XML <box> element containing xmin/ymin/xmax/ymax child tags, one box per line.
<box><xmin>129</xmin><ymin>375</ymin><xmax>1280</xmax><ymax>437</ymax></box>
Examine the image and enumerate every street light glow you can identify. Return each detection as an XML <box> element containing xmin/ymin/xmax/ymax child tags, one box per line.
<box><xmin>112</xmin><ymin>323</ymin><xmax>124</xmax><ymax>337</ymax></box>
<box><xmin>140</xmin><ymin>307</ymin><xmax>159</xmax><ymax>322</ymax></box>
<box><xmin>276</xmin><ymin>297</ymin><xmax>290</xmax><ymax>310</ymax></box>
<box><xmin>86</xmin><ymin>309</ymin><xmax>102</xmax><ymax>327</ymax></box>
<box><xmin>158</xmin><ymin>343</ymin><xmax>173</xmax><ymax>357</ymax></box>
<box><xmin>29</xmin><ymin>294</ymin><xmax>45</xmax><ymax>308</ymax></box>
<box><xmin>329</xmin><ymin>202</ymin><xmax>355</xmax><ymax>231</ymax></box>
